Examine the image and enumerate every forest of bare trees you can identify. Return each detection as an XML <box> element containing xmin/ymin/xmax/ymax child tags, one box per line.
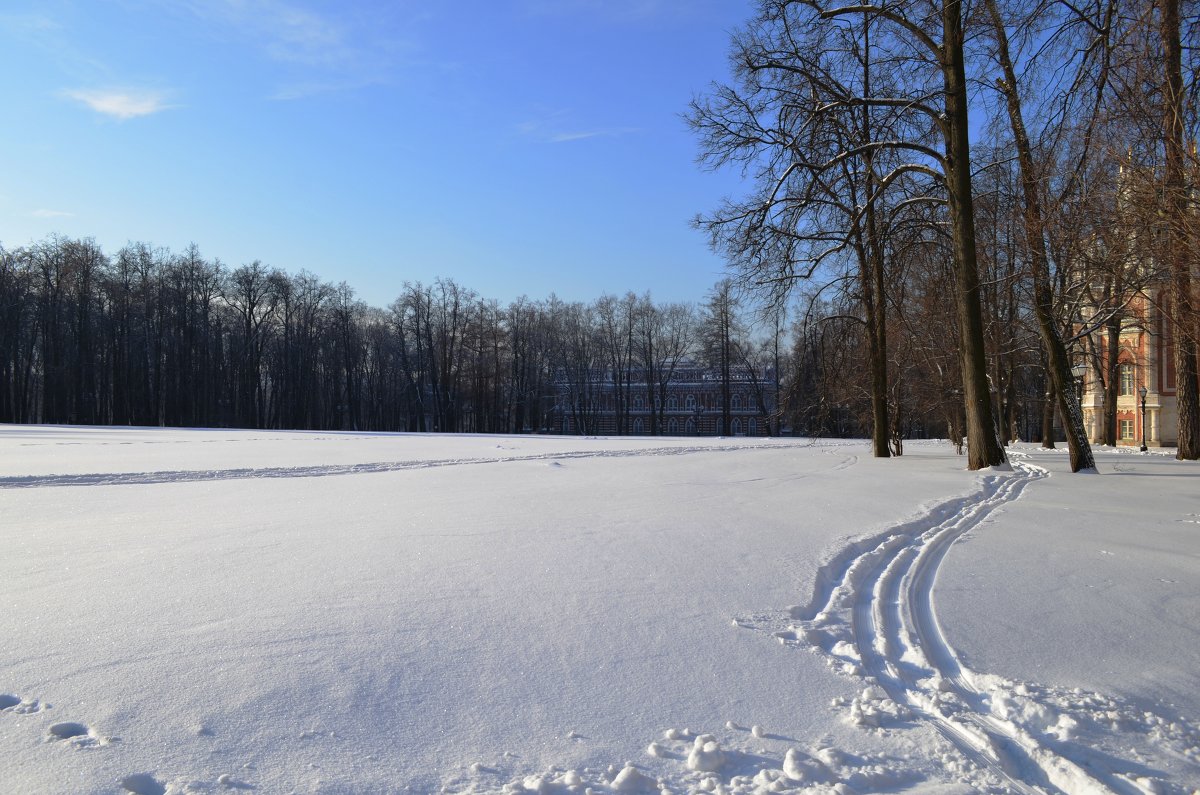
<box><xmin>0</xmin><ymin>236</ymin><xmax>799</xmax><ymax>436</ymax></box>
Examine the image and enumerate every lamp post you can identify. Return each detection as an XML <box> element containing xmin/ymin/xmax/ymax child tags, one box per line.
<box><xmin>1138</xmin><ymin>385</ymin><xmax>1148</xmax><ymax>452</ymax></box>
<box><xmin>1070</xmin><ymin>364</ymin><xmax>1087</xmax><ymax>402</ymax></box>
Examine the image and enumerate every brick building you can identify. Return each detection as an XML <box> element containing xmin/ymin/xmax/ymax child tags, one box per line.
<box><xmin>1077</xmin><ymin>287</ymin><xmax>1186</xmax><ymax>448</ymax></box>
<box><xmin>553</xmin><ymin>362</ymin><xmax>778</xmax><ymax>436</ymax></box>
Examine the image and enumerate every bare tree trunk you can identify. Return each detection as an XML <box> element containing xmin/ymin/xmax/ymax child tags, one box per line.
<box><xmin>943</xmin><ymin>0</ymin><xmax>1006</xmax><ymax>469</ymax></box>
<box><xmin>1162</xmin><ymin>0</ymin><xmax>1199</xmax><ymax>458</ymax></box>
<box><xmin>1042</xmin><ymin>379</ymin><xmax>1057</xmax><ymax>449</ymax></box>
<box><xmin>1103</xmin><ymin>313</ymin><xmax>1120</xmax><ymax>446</ymax></box>
<box><xmin>984</xmin><ymin>0</ymin><xmax>1095</xmax><ymax>470</ymax></box>
<box><xmin>860</xmin><ymin>24</ymin><xmax>891</xmax><ymax>458</ymax></box>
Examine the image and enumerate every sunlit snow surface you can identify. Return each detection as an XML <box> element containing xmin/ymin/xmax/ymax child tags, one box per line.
<box><xmin>1</xmin><ymin>426</ymin><xmax>1197</xmax><ymax>795</ymax></box>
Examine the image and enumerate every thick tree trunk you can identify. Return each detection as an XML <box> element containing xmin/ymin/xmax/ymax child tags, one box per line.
<box><xmin>1162</xmin><ymin>0</ymin><xmax>1200</xmax><ymax>458</ymax></box>
<box><xmin>860</xmin><ymin>26</ymin><xmax>891</xmax><ymax>459</ymax></box>
<box><xmin>943</xmin><ymin>0</ymin><xmax>1006</xmax><ymax>470</ymax></box>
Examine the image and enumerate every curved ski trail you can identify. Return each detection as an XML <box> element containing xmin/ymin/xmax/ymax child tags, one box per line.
<box><xmin>787</xmin><ymin>456</ymin><xmax>1144</xmax><ymax>795</ymax></box>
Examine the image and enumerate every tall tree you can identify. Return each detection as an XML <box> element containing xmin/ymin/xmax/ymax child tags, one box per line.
<box><xmin>691</xmin><ymin>0</ymin><xmax>1005</xmax><ymax>468</ymax></box>
<box><xmin>1159</xmin><ymin>0</ymin><xmax>1199</xmax><ymax>458</ymax></box>
<box><xmin>980</xmin><ymin>0</ymin><xmax>1103</xmax><ymax>470</ymax></box>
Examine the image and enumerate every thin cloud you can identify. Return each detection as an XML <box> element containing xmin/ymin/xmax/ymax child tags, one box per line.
<box><xmin>173</xmin><ymin>0</ymin><xmax>425</xmax><ymax>97</ymax></box>
<box><xmin>30</xmin><ymin>209</ymin><xmax>74</xmax><ymax>218</ymax></box>
<box><xmin>63</xmin><ymin>88</ymin><xmax>174</xmax><ymax>120</ymax></box>
<box><xmin>518</xmin><ymin>113</ymin><xmax>639</xmax><ymax>144</ymax></box>
<box><xmin>0</xmin><ymin>13</ymin><xmax>60</xmax><ymax>34</ymax></box>
<box><xmin>548</xmin><ymin>127</ymin><xmax>640</xmax><ymax>143</ymax></box>
<box><xmin>176</xmin><ymin>0</ymin><xmax>350</xmax><ymax>67</ymax></box>
<box><xmin>269</xmin><ymin>75</ymin><xmax>386</xmax><ymax>102</ymax></box>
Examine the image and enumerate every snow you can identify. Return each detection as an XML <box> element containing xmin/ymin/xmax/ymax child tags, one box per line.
<box><xmin>1</xmin><ymin>426</ymin><xmax>1198</xmax><ymax>794</ymax></box>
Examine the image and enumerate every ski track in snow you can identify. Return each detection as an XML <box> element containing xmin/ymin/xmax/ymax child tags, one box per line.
<box><xmin>433</xmin><ymin>449</ymin><xmax>1196</xmax><ymax>795</ymax></box>
<box><xmin>0</xmin><ymin>442</ymin><xmax>813</xmax><ymax>489</ymax></box>
<box><xmin>748</xmin><ymin>453</ymin><xmax>1200</xmax><ymax>795</ymax></box>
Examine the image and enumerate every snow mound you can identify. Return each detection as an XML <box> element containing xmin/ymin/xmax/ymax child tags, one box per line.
<box><xmin>686</xmin><ymin>734</ymin><xmax>726</xmax><ymax>773</ymax></box>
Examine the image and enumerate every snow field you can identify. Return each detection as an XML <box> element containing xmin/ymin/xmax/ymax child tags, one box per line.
<box><xmin>1</xmin><ymin>427</ymin><xmax>1198</xmax><ymax>794</ymax></box>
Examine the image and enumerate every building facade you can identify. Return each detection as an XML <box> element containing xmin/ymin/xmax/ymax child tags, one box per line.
<box><xmin>554</xmin><ymin>362</ymin><xmax>778</xmax><ymax>436</ymax></box>
<box><xmin>1077</xmin><ymin>287</ymin><xmax>1182</xmax><ymax>448</ymax></box>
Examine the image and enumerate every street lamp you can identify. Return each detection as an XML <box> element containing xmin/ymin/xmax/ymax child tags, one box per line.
<box><xmin>1070</xmin><ymin>364</ymin><xmax>1087</xmax><ymax>402</ymax></box>
<box><xmin>1138</xmin><ymin>385</ymin><xmax>1148</xmax><ymax>452</ymax></box>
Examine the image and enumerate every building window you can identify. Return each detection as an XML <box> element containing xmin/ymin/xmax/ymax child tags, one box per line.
<box><xmin>686</xmin><ymin>394</ymin><xmax>696</xmax><ymax>409</ymax></box>
<box><xmin>667</xmin><ymin>395</ymin><xmax>676</xmax><ymax>409</ymax></box>
<box><xmin>1119</xmin><ymin>419</ymin><xmax>1134</xmax><ymax>440</ymax></box>
<box><xmin>731</xmin><ymin>394</ymin><xmax>742</xmax><ymax>410</ymax></box>
<box><xmin>669</xmin><ymin>419</ymin><xmax>679</xmax><ymax>434</ymax></box>
<box><xmin>634</xmin><ymin>395</ymin><xmax>643</xmax><ymax>409</ymax></box>
<box><xmin>749</xmin><ymin>418</ymin><xmax>757</xmax><ymax>436</ymax></box>
<box><xmin>1119</xmin><ymin>363</ymin><xmax>1135</xmax><ymax>396</ymax></box>
<box><xmin>731</xmin><ymin>418</ymin><xmax>742</xmax><ymax>435</ymax></box>
<box><xmin>634</xmin><ymin>418</ymin><xmax>643</xmax><ymax>434</ymax></box>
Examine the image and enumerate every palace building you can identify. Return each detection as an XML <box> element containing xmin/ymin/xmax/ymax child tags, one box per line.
<box><xmin>1076</xmin><ymin>286</ymin><xmax>1188</xmax><ymax>448</ymax></box>
<box><xmin>553</xmin><ymin>362</ymin><xmax>778</xmax><ymax>436</ymax></box>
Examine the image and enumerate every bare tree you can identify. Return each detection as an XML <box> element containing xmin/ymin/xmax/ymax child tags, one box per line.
<box><xmin>690</xmin><ymin>0</ymin><xmax>1005</xmax><ymax>468</ymax></box>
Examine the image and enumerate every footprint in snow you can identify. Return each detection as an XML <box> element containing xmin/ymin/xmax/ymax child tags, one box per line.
<box><xmin>121</xmin><ymin>774</ymin><xmax>165</xmax><ymax>795</ymax></box>
<box><xmin>48</xmin><ymin>721</ymin><xmax>107</xmax><ymax>747</ymax></box>
<box><xmin>0</xmin><ymin>695</ymin><xmax>45</xmax><ymax>714</ymax></box>
<box><xmin>49</xmin><ymin>721</ymin><xmax>91</xmax><ymax>740</ymax></box>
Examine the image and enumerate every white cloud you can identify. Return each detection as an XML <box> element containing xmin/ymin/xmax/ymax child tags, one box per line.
<box><xmin>518</xmin><ymin>113</ymin><xmax>639</xmax><ymax>144</ymax></box>
<box><xmin>174</xmin><ymin>0</ymin><xmax>346</xmax><ymax>65</ymax></box>
<box><xmin>548</xmin><ymin>128</ymin><xmax>639</xmax><ymax>143</ymax></box>
<box><xmin>173</xmin><ymin>0</ymin><xmax>424</xmax><ymax>94</ymax></box>
<box><xmin>63</xmin><ymin>88</ymin><xmax>173</xmax><ymax>120</ymax></box>
<box><xmin>30</xmin><ymin>209</ymin><xmax>74</xmax><ymax>218</ymax></box>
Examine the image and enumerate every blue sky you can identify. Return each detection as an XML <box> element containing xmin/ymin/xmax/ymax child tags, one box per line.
<box><xmin>0</xmin><ymin>0</ymin><xmax>751</xmax><ymax>308</ymax></box>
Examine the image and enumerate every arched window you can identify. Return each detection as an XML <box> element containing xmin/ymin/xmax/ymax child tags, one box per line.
<box><xmin>731</xmin><ymin>418</ymin><xmax>742</xmax><ymax>435</ymax></box>
<box><xmin>686</xmin><ymin>394</ymin><xmax>696</xmax><ymax>409</ymax></box>
<box><xmin>1119</xmin><ymin>363</ymin><xmax>1135</xmax><ymax>396</ymax></box>
<box><xmin>731</xmin><ymin>394</ymin><xmax>742</xmax><ymax>410</ymax></box>
<box><xmin>633</xmin><ymin>418</ymin><xmax>644</xmax><ymax>434</ymax></box>
<box><xmin>685</xmin><ymin>418</ymin><xmax>695</xmax><ymax>435</ymax></box>
<box><xmin>748</xmin><ymin>418</ymin><xmax>757</xmax><ymax>436</ymax></box>
<box><xmin>668</xmin><ymin>395</ymin><xmax>678</xmax><ymax>409</ymax></box>
<box><xmin>669</xmin><ymin>418</ymin><xmax>679</xmax><ymax>435</ymax></box>
<box><xmin>634</xmin><ymin>395</ymin><xmax>644</xmax><ymax>409</ymax></box>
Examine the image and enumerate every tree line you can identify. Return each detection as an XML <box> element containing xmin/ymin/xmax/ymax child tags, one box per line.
<box><xmin>0</xmin><ymin>237</ymin><xmax>799</xmax><ymax>436</ymax></box>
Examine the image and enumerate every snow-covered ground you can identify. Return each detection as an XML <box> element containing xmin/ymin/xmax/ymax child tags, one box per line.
<box><xmin>1</xmin><ymin>426</ymin><xmax>1197</xmax><ymax>795</ymax></box>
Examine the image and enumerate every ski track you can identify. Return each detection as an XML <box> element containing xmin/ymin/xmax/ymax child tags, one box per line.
<box><xmin>776</xmin><ymin>453</ymin><xmax>1194</xmax><ymax>795</ymax></box>
<box><xmin>0</xmin><ymin>441</ymin><xmax>811</xmax><ymax>489</ymax></box>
